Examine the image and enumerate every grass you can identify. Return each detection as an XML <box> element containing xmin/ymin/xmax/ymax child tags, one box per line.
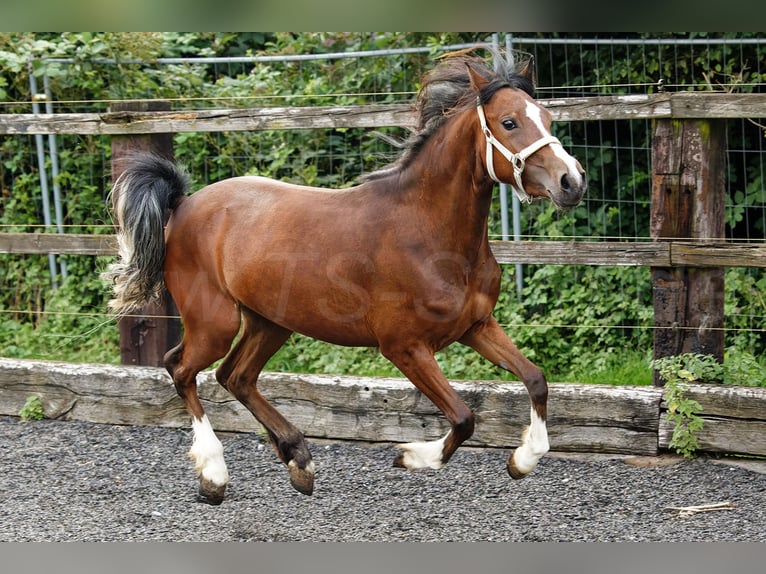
<box><xmin>0</xmin><ymin>316</ymin><xmax>654</xmax><ymax>386</ymax></box>
<box><xmin>561</xmin><ymin>350</ymin><xmax>653</xmax><ymax>386</ymax></box>
<box><xmin>265</xmin><ymin>333</ymin><xmax>653</xmax><ymax>385</ymax></box>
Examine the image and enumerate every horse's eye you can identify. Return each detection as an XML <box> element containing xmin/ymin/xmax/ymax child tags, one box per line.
<box><xmin>502</xmin><ymin>119</ymin><xmax>517</xmax><ymax>130</ymax></box>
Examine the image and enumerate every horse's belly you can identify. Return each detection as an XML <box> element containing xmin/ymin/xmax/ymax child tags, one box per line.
<box><xmin>232</xmin><ymin>267</ymin><xmax>378</xmax><ymax>347</ymax></box>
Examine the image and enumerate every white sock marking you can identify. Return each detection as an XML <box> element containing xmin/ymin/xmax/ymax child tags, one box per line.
<box><xmin>188</xmin><ymin>415</ymin><xmax>229</xmax><ymax>487</ymax></box>
<box><xmin>396</xmin><ymin>432</ymin><xmax>449</xmax><ymax>470</ymax></box>
<box><xmin>512</xmin><ymin>407</ymin><xmax>550</xmax><ymax>475</ymax></box>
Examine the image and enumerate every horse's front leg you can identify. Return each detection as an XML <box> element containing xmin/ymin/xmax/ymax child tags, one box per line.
<box><xmin>459</xmin><ymin>316</ymin><xmax>550</xmax><ymax>479</ymax></box>
<box><xmin>380</xmin><ymin>343</ymin><xmax>475</xmax><ymax>470</ymax></box>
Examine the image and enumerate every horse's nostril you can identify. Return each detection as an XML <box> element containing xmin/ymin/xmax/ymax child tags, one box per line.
<box><xmin>561</xmin><ymin>173</ymin><xmax>572</xmax><ymax>193</ymax></box>
<box><xmin>561</xmin><ymin>172</ymin><xmax>586</xmax><ymax>194</ymax></box>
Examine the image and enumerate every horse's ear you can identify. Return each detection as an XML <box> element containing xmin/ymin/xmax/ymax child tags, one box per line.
<box><xmin>466</xmin><ymin>61</ymin><xmax>489</xmax><ymax>94</ymax></box>
<box><xmin>517</xmin><ymin>57</ymin><xmax>536</xmax><ymax>85</ymax></box>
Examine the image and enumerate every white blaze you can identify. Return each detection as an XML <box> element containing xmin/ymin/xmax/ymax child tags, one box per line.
<box><xmin>524</xmin><ymin>101</ymin><xmax>583</xmax><ymax>183</ymax></box>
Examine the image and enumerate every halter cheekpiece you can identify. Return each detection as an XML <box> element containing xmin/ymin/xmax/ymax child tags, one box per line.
<box><xmin>476</xmin><ymin>97</ymin><xmax>561</xmax><ymax>203</ymax></box>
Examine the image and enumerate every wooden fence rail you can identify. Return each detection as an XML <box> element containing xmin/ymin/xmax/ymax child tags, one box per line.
<box><xmin>2</xmin><ymin>232</ymin><xmax>766</xmax><ymax>268</ymax></box>
<box><xmin>1</xmin><ymin>93</ymin><xmax>765</xmax><ymax>135</ymax></box>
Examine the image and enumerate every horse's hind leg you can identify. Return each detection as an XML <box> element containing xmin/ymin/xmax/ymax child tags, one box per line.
<box><xmin>215</xmin><ymin>309</ymin><xmax>315</xmax><ymax>495</ymax></box>
<box><xmin>164</xmin><ymin>307</ymin><xmax>240</xmax><ymax>504</ymax></box>
<box><xmin>459</xmin><ymin>316</ymin><xmax>549</xmax><ymax>479</ymax></box>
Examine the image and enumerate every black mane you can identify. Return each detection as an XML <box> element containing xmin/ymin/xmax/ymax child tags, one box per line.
<box><xmin>363</xmin><ymin>49</ymin><xmax>535</xmax><ymax>182</ymax></box>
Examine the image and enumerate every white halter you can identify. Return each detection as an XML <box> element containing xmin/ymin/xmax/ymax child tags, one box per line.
<box><xmin>476</xmin><ymin>99</ymin><xmax>561</xmax><ymax>203</ymax></box>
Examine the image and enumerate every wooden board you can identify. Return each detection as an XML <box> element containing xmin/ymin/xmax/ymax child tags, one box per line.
<box><xmin>543</xmin><ymin>94</ymin><xmax>672</xmax><ymax>121</ymax></box>
<box><xmin>489</xmin><ymin>240</ymin><xmax>671</xmax><ymax>266</ymax></box>
<box><xmin>659</xmin><ymin>417</ymin><xmax>766</xmax><ymax>457</ymax></box>
<box><xmin>3</xmin><ymin>233</ymin><xmax>766</xmax><ymax>268</ymax></box>
<box><xmin>670</xmin><ymin>242</ymin><xmax>766</xmax><ymax>268</ymax></box>
<box><xmin>0</xmin><ymin>104</ymin><xmax>417</xmax><ymax>135</ymax></box>
<box><xmin>250</xmin><ymin>372</ymin><xmax>663</xmax><ymax>455</ymax></box>
<box><xmin>1</xmin><ymin>93</ymin><xmax>765</xmax><ymax>135</ymax></box>
<box><xmin>0</xmin><ymin>358</ymin><xmax>661</xmax><ymax>455</ymax></box>
<box><xmin>658</xmin><ymin>383</ymin><xmax>766</xmax><ymax>457</ymax></box>
<box><xmin>0</xmin><ymin>233</ymin><xmax>117</xmax><ymax>255</ymax></box>
<box><xmin>5</xmin><ymin>359</ymin><xmax>763</xmax><ymax>457</ymax></box>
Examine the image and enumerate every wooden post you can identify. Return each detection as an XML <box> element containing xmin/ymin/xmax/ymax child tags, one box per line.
<box><xmin>110</xmin><ymin>101</ymin><xmax>181</xmax><ymax>367</ymax></box>
<box><xmin>650</xmin><ymin>118</ymin><xmax>726</xmax><ymax>385</ymax></box>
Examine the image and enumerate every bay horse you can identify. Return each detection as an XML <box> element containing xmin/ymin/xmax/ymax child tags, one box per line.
<box><xmin>103</xmin><ymin>52</ymin><xmax>586</xmax><ymax>504</ymax></box>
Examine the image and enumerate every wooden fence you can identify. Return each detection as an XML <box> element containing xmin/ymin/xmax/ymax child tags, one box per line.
<box><xmin>2</xmin><ymin>91</ymin><xmax>766</xmax><ymax>371</ymax></box>
<box><xmin>1</xmin><ymin>357</ymin><xmax>765</xmax><ymax>457</ymax></box>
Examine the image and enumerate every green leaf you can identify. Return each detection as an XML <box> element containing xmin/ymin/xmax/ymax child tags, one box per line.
<box><xmin>678</xmin><ymin>369</ymin><xmax>695</xmax><ymax>381</ymax></box>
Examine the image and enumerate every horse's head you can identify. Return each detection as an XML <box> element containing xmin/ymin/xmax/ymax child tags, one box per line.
<box><xmin>468</xmin><ymin>59</ymin><xmax>587</xmax><ymax>209</ymax></box>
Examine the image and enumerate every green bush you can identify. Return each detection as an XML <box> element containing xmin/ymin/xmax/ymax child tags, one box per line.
<box><xmin>652</xmin><ymin>350</ymin><xmax>766</xmax><ymax>458</ymax></box>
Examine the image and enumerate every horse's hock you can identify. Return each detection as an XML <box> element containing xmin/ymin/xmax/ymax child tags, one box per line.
<box><xmin>1</xmin><ymin>357</ymin><xmax>765</xmax><ymax>458</ymax></box>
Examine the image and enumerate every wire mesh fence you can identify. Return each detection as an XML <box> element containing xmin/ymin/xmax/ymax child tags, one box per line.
<box><xmin>1</xmin><ymin>33</ymin><xmax>764</xmax><ymax>375</ymax></box>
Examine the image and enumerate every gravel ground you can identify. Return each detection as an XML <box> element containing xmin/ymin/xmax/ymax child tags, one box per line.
<box><xmin>1</xmin><ymin>415</ymin><xmax>765</xmax><ymax>542</ymax></box>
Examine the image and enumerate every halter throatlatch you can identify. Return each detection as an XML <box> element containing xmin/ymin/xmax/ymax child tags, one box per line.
<box><xmin>476</xmin><ymin>100</ymin><xmax>561</xmax><ymax>203</ymax></box>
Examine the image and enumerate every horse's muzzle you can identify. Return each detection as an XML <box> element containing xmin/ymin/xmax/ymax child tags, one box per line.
<box><xmin>553</xmin><ymin>171</ymin><xmax>587</xmax><ymax>209</ymax></box>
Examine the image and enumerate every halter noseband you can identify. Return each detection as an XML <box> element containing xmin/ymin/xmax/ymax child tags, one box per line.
<box><xmin>476</xmin><ymin>99</ymin><xmax>561</xmax><ymax>203</ymax></box>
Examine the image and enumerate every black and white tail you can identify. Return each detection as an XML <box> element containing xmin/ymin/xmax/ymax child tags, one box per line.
<box><xmin>101</xmin><ymin>154</ymin><xmax>190</xmax><ymax>315</ymax></box>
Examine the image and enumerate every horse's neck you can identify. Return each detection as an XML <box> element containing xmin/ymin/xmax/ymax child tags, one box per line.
<box><xmin>404</xmin><ymin>117</ymin><xmax>495</xmax><ymax>254</ymax></box>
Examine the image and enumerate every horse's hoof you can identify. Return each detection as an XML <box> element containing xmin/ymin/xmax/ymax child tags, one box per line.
<box><xmin>288</xmin><ymin>460</ymin><xmax>315</xmax><ymax>496</ymax></box>
<box><xmin>196</xmin><ymin>491</ymin><xmax>225</xmax><ymax>505</ymax></box>
<box><xmin>392</xmin><ymin>451</ymin><xmax>407</xmax><ymax>468</ymax></box>
<box><xmin>507</xmin><ymin>452</ymin><xmax>529</xmax><ymax>480</ymax></box>
<box><xmin>197</xmin><ymin>478</ymin><xmax>227</xmax><ymax>505</ymax></box>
